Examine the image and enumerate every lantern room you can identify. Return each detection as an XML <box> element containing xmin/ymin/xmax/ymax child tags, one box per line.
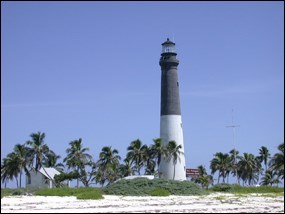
<box><xmin>161</xmin><ymin>38</ymin><xmax>176</xmax><ymax>53</ymax></box>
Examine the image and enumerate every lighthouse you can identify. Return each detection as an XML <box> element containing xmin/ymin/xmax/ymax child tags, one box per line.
<box><xmin>158</xmin><ymin>38</ymin><xmax>186</xmax><ymax>180</ymax></box>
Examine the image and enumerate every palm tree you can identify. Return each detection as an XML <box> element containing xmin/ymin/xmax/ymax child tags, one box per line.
<box><xmin>192</xmin><ymin>165</ymin><xmax>213</xmax><ymax>189</ymax></box>
<box><xmin>26</xmin><ymin>132</ymin><xmax>50</xmax><ymax>171</ymax></box>
<box><xmin>238</xmin><ymin>153</ymin><xmax>260</xmax><ymax>186</ymax></box>
<box><xmin>98</xmin><ymin>146</ymin><xmax>121</xmax><ymax>168</ymax></box>
<box><xmin>1</xmin><ymin>159</ymin><xmax>10</xmax><ymax>188</ymax></box>
<box><xmin>126</xmin><ymin>139</ymin><xmax>144</xmax><ymax>175</ymax></box>
<box><xmin>197</xmin><ymin>165</ymin><xmax>207</xmax><ymax>177</ymax></box>
<box><xmin>260</xmin><ymin>170</ymin><xmax>280</xmax><ymax>186</ymax></box>
<box><xmin>1</xmin><ymin>144</ymin><xmax>30</xmax><ymax>188</ymax></box>
<box><xmin>164</xmin><ymin>141</ymin><xmax>184</xmax><ymax>180</ymax></box>
<box><xmin>210</xmin><ymin>152</ymin><xmax>231</xmax><ymax>183</ymax></box>
<box><xmin>229</xmin><ymin>149</ymin><xmax>241</xmax><ymax>184</ymax></box>
<box><xmin>63</xmin><ymin>138</ymin><xmax>92</xmax><ymax>188</ymax></box>
<box><xmin>119</xmin><ymin>158</ymin><xmax>135</xmax><ymax>177</ymax></box>
<box><xmin>25</xmin><ymin>132</ymin><xmax>55</xmax><ymax>185</ymax></box>
<box><xmin>43</xmin><ymin>150</ymin><xmax>65</xmax><ymax>173</ymax></box>
<box><xmin>12</xmin><ymin>144</ymin><xmax>30</xmax><ymax>188</ymax></box>
<box><xmin>1</xmin><ymin>155</ymin><xmax>20</xmax><ymax>188</ymax></box>
<box><xmin>269</xmin><ymin>142</ymin><xmax>284</xmax><ymax>180</ymax></box>
<box><xmin>150</xmin><ymin>138</ymin><xmax>164</xmax><ymax>175</ymax></box>
<box><xmin>258</xmin><ymin>146</ymin><xmax>270</xmax><ymax>172</ymax></box>
<box><xmin>140</xmin><ymin>144</ymin><xmax>156</xmax><ymax>175</ymax></box>
<box><xmin>97</xmin><ymin>146</ymin><xmax>121</xmax><ymax>185</ymax></box>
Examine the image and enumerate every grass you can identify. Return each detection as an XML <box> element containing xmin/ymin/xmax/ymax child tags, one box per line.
<box><xmin>76</xmin><ymin>190</ymin><xmax>104</xmax><ymax>200</ymax></box>
<box><xmin>1</xmin><ymin>181</ymin><xmax>284</xmax><ymax>199</ymax></box>
<box><xmin>35</xmin><ymin>187</ymin><xmax>104</xmax><ymax>200</ymax></box>
<box><xmin>150</xmin><ymin>188</ymin><xmax>171</xmax><ymax>196</ymax></box>
<box><xmin>208</xmin><ymin>183</ymin><xmax>284</xmax><ymax>194</ymax></box>
<box><xmin>1</xmin><ymin>188</ymin><xmax>38</xmax><ymax>198</ymax></box>
<box><xmin>1</xmin><ymin>187</ymin><xmax>104</xmax><ymax>200</ymax></box>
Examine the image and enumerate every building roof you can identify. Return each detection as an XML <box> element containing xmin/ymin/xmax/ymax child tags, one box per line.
<box><xmin>36</xmin><ymin>167</ymin><xmax>61</xmax><ymax>180</ymax></box>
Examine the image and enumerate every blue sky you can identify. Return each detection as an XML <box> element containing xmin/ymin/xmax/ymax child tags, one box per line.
<box><xmin>1</xmin><ymin>2</ymin><xmax>284</xmax><ymax>187</ymax></box>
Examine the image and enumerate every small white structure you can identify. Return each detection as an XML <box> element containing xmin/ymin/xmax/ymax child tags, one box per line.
<box><xmin>122</xmin><ymin>175</ymin><xmax>154</xmax><ymax>180</ymax></box>
<box><xmin>26</xmin><ymin>167</ymin><xmax>61</xmax><ymax>188</ymax></box>
<box><xmin>114</xmin><ymin>175</ymin><xmax>154</xmax><ymax>183</ymax></box>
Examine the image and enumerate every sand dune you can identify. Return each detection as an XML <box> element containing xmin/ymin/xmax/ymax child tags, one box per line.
<box><xmin>1</xmin><ymin>193</ymin><xmax>284</xmax><ymax>213</ymax></box>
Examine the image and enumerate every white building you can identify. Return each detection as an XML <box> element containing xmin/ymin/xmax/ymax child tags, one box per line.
<box><xmin>26</xmin><ymin>167</ymin><xmax>61</xmax><ymax>188</ymax></box>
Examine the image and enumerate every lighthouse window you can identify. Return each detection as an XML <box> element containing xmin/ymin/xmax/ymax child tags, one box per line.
<box><xmin>177</xmin><ymin>82</ymin><xmax>179</xmax><ymax>87</ymax></box>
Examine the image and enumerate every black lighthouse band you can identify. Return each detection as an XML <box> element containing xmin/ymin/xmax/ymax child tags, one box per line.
<box><xmin>159</xmin><ymin>38</ymin><xmax>181</xmax><ymax>116</ymax></box>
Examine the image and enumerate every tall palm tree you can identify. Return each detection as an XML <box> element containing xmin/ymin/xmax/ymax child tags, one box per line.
<box><xmin>164</xmin><ymin>141</ymin><xmax>184</xmax><ymax>180</ymax></box>
<box><xmin>126</xmin><ymin>139</ymin><xmax>144</xmax><ymax>175</ymax></box>
<box><xmin>1</xmin><ymin>155</ymin><xmax>20</xmax><ymax>188</ymax></box>
<box><xmin>269</xmin><ymin>142</ymin><xmax>284</xmax><ymax>180</ymax></box>
<box><xmin>141</xmin><ymin>144</ymin><xmax>155</xmax><ymax>175</ymax></box>
<box><xmin>25</xmin><ymin>132</ymin><xmax>54</xmax><ymax>184</ymax></box>
<box><xmin>12</xmin><ymin>144</ymin><xmax>29</xmax><ymax>188</ymax></box>
<box><xmin>229</xmin><ymin>149</ymin><xmax>241</xmax><ymax>183</ymax></box>
<box><xmin>26</xmin><ymin>132</ymin><xmax>50</xmax><ymax>171</ymax></box>
<box><xmin>1</xmin><ymin>144</ymin><xmax>29</xmax><ymax>188</ymax></box>
<box><xmin>150</xmin><ymin>138</ymin><xmax>164</xmax><ymax>175</ymax></box>
<box><xmin>1</xmin><ymin>160</ymin><xmax>10</xmax><ymax>188</ymax></box>
<box><xmin>238</xmin><ymin>153</ymin><xmax>260</xmax><ymax>186</ymax></box>
<box><xmin>97</xmin><ymin>146</ymin><xmax>121</xmax><ymax>185</ymax></box>
<box><xmin>210</xmin><ymin>152</ymin><xmax>231</xmax><ymax>183</ymax></box>
<box><xmin>63</xmin><ymin>138</ymin><xmax>92</xmax><ymax>188</ymax></box>
<box><xmin>98</xmin><ymin>146</ymin><xmax>121</xmax><ymax>169</ymax></box>
<box><xmin>258</xmin><ymin>146</ymin><xmax>270</xmax><ymax>172</ymax></box>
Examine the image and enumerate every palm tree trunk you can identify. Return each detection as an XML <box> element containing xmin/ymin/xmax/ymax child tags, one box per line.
<box><xmin>173</xmin><ymin>165</ymin><xmax>176</xmax><ymax>180</ymax></box>
<box><xmin>16</xmin><ymin>177</ymin><xmax>19</xmax><ymax>188</ymax></box>
<box><xmin>20</xmin><ymin>170</ymin><xmax>22</xmax><ymax>188</ymax></box>
<box><xmin>77</xmin><ymin>166</ymin><xmax>79</xmax><ymax>188</ymax></box>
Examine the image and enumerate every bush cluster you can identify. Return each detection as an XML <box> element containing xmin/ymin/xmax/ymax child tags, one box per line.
<box><xmin>102</xmin><ymin>178</ymin><xmax>207</xmax><ymax>196</ymax></box>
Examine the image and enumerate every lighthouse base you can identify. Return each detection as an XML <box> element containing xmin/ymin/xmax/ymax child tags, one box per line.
<box><xmin>159</xmin><ymin>115</ymin><xmax>186</xmax><ymax>180</ymax></box>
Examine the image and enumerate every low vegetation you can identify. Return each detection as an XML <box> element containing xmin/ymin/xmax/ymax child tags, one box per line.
<box><xmin>102</xmin><ymin>178</ymin><xmax>207</xmax><ymax>196</ymax></box>
<box><xmin>35</xmin><ymin>187</ymin><xmax>103</xmax><ymax>200</ymax></box>
<box><xmin>1</xmin><ymin>181</ymin><xmax>283</xmax><ymax>200</ymax></box>
<box><xmin>209</xmin><ymin>183</ymin><xmax>284</xmax><ymax>194</ymax></box>
<box><xmin>1</xmin><ymin>188</ymin><xmax>37</xmax><ymax>198</ymax></box>
<box><xmin>150</xmin><ymin>188</ymin><xmax>171</xmax><ymax>196</ymax></box>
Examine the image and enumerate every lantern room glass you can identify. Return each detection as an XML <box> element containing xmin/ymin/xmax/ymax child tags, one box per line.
<box><xmin>162</xmin><ymin>44</ymin><xmax>176</xmax><ymax>53</ymax></box>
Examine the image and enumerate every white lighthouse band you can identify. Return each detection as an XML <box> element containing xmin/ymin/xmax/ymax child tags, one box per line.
<box><xmin>159</xmin><ymin>115</ymin><xmax>186</xmax><ymax>180</ymax></box>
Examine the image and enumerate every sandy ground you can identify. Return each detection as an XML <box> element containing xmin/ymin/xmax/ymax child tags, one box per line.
<box><xmin>1</xmin><ymin>193</ymin><xmax>284</xmax><ymax>213</ymax></box>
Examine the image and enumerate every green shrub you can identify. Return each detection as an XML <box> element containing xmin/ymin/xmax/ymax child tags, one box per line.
<box><xmin>103</xmin><ymin>178</ymin><xmax>207</xmax><ymax>196</ymax></box>
<box><xmin>11</xmin><ymin>189</ymin><xmax>23</xmax><ymax>195</ymax></box>
<box><xmin>150</xmin><ymin>188</ymin><xmax>170</xmax><ymax>196</ymax></box>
